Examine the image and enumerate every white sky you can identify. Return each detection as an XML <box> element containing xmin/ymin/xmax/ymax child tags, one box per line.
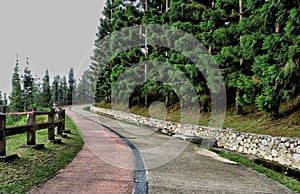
<box><xmin>0</xmin><ymin>0</ymin><xmax>105</xmax><ymax>95</ymax></box>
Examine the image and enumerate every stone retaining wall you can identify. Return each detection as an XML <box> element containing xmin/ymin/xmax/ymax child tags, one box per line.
<box><xmin>90</xmin><ymin>106</ymin><xmax>300</xmax><ymax>170</ymax></box>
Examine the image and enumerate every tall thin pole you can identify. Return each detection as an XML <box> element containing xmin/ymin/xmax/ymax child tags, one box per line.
<box><xmin>166</xmin><ymin>0</ymin><xmax>169</xmax><ymax>12</ymax></box>
<box><xmin>144</xmin><ymin>0</ymin><xmax>148</xmax><ymax>107</ymax></box>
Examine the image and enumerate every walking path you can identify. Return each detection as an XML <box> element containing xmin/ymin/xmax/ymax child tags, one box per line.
<box><xmin>30</xmin><ymin>105</ymin><xmax>295</xmax><ymax>194</ymax></box>
<box><xmin>29</xmin><ymin>106</ymin><xmax>136</xmax><ymax>194</ymax></box>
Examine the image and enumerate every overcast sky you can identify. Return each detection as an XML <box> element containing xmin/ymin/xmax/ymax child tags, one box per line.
<box><xmin>0</xmin><ymin>0</ymin><xmax>105</xmax><ymax>95</ymax></box>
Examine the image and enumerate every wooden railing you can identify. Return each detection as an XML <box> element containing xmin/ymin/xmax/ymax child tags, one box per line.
<box><xmin>0</xmin><ymin>106</ymin><xmax>66</xmax><ymax>161</ymax></box>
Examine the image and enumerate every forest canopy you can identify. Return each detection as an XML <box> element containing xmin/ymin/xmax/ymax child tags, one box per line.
<box><xmin>88</xmin><ymin>0</ymin><xmax>298</xmax><ymax>118</ymax></box>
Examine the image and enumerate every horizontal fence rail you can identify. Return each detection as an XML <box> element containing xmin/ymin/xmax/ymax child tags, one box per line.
<box><xmin>0</xmin><ymin>106</ymin><xmax>66</xmax><ymax>161</ymax></box>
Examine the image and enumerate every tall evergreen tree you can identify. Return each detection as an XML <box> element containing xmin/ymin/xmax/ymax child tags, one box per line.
<box><xmin>22</xmin><ymin>59</ymin><xmax>35</xmax><ymax>110</ymax></box>
<box><xmin>76</xmin><ymin>70</ymin><xmax>94</xmax><ymax>103</ymax></box>
<box><xmin>252</xmin><ymin>0</ymin><xmax>300</xmax><ymax>117</ymax></box>
<box><xmin>3</xmin><ymin>93</ymin><xmax>8</xmax><ymax>106</ymax></box>
<box><xmin>9</xmin><ymin>58</ymin><xmax>23</xmax><ymax>112</ymax></box>
<box><xmin>61</xmin><ymin>76</ymin><xmax>68</xmax><ymax>105</ymax></box>
<box><xmin>91</xmin><ymin>0</ymin><xmax>141</xmax><ymax>103</ymax></box>
<box><xmin>32</xmin><ymin>74</ymin><xmax>43</xmax><ymax>108</ymax></box>
<box><xmin>51</xmin><ymin>75</ymin><xmax>60</xmax><ymax>105</ymax></box>
<box><xmin>0</xmin><ymin>91</ymin><xmax>3</xmax><ymax>106</ymax></box>
<box><xmin>67</xmin><ymin>68</ymin><xmax>76</xmax><ymax>105</ymax></box>
<box><xmin>41</xmin><ymin>69</ymin><xmax>51</xmax><ymax>107</ymax></box>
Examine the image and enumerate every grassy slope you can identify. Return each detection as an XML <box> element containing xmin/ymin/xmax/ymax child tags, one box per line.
<box><xmin>110</xmin><ymin>97</ymin><xmax>300</xmax><ymax>138</ymax></box>
<box><xmin>0</xmin><ymin>116</ymin><xmax>83</xmax><ymax>194</ymax></box>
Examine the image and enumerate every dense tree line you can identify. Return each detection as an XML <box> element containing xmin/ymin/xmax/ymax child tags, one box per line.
<box><xmin>91</xmin><ymin>0</ymin><xmax>299</xmax><ymax>118</ymax></box>
<box><xmin>1</xmin><ymin>58</ymin><xmax>78</xmax><ymax>112</ymax></box>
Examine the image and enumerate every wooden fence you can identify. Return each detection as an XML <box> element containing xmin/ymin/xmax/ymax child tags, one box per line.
<box><xmin>0</xmin><ymin>106</ymin><xmax>66</xmax><ymax>161</ymax></box>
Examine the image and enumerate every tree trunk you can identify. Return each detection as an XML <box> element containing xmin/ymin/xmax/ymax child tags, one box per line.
<box><xmin>236</xmin><ymin>88</ymin><xmax>243</xmax><ymax>115</ymax></box>
<box><xmin>201</xmin><ymin>98</ymin><xmax>209</xmax><ymax>113</ymax></box>
<box><xmin>165</xmin><ymin>92</ymin><xmax>169</xmax><ymax>107</ymax></box>
<box><xmin>236</xmin><ymin>0</ymin><xmax>243</xmax><ymax>115</ymax></box>
<box><xmin>208</xmin><ymin>1</ymin><xmax>214</xmax><ymax>55</ymax></box>
<box><xmin>272</xmin><ymin>82</ymin><xmax>280</xmax><ymax>118</ymax></box>
<box><xmin>138</xmin><ymin>92</ymin><xmax>142</xmax><ymax>106</ymax></box>
<box><xmin>145</xmin><ymin>94</ymin><xmax>148</xmax><ymax>108</ymax></box>
<box><xmin>272</xmin><ymin>103</ymin><xmax>280</xmax><ymax>118</ymax></box>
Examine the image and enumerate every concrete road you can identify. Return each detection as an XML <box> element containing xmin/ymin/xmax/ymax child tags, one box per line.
<box><xmin>71</xmin><ymin>105</ymin><xmax>295</xmax><ymax>194</ymax></box>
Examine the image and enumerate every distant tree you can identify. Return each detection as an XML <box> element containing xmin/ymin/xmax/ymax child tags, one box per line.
<box><xmin>51</xmin><ymin>75</ymin><xmax>60</xmax><ymax>105</ymax></box>
<box><xmin>9</xmin><ymin>58</ymin><xmax>23</xmax><ymax>112</ymax></box>
<box><xmin>22</xmin><ymin>59</ymin><xmax>35</xmax><ymax>110</ymax></box>
<box><xmin>61</xmin><ymin>76</ymin><xmax>68</xmax><ymax>105</ymax></box>
<box><xmin>32</xmin><ymin>74</ymin><xmax>43</xmax><ymax>108</ymax></box>
<box><xmin>67</xmin><ymin>68</ymin><xmax>76</xmax><ymax>105</ymax></box>
<box><xmin>3</xmin><ymin>93</ymin><xmax>7</xmax><ymax>106</ymax></box>
<box><xmin>76</xmin><ymin>70</ymin><xmax>94</xmax><ymax>103</ymax></box>
<box><xmin>0</xmin><ymin>91</ymin><xmax>3</xmax><ymax>106</ymax></box>
<box><xmin>41</xmin><ymin>69</ymin><xmax>51</xmax><ymax>107</ymax></box>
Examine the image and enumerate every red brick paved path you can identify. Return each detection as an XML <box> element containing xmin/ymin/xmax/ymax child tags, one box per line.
<box><xmin>29</xmin><ymin>107</ymin><xmax>135</xmax><ymax>194</ymax></box>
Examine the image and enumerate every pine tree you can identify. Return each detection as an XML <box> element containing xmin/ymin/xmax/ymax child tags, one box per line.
<box><xmin>61</xmin><ymin>76</ymin><xmax>68</xmax><ymax>105</ymax></box>
<box><xmin>41</xmin><ymin>69</ymin><xmax>51</xmax><ymax>107</ymax></box>
<box><xmin>91</xmin><ymin>0</ymin><xmax>141</xmax><ymax>103</ymax></box>
<box><xmin>0</xmin><ymin>91</ymin><xmax>3</xmax><ymax>106</ymax></box>
<box><xmin>253</xmin><ymin>0</ymin><xmax>300</xmax><ymax>117</ymax></box>
<box><xmin>67</xmin><ymin>68</ymin><xmax>76</xmax><ymax>105</ymax></box>
<box><xmin>22</xmin><ymin>59</ymin><xmax>35</xmax><ymax>110</ymax></box>
<box><xmin>32</xmin><ymin>74</ymin><xmax>42</xmax><ymax>108</ymax></box>
<box><xmin>76</xmin><ymin>70</ymin><xmax>94</xmax><ymax>103</ymax></box>
<box><xmin>51</xmin><ymin>75</ymin><xmax>60</xmax><ymax>105</ymax></box>
<box><xmin>9</xmin><ymin>57</ymin><xmax>24</xmax><ymax>112</ymax></box>
<box><xmin>3</xmin><ymin>93</ymin><xmax>7</xmax><ymax>106</ymax></box>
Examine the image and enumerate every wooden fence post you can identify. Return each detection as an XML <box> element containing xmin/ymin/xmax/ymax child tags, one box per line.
<box><xmin>57</xmin><ymin>111</ymin><xmax>62</xmax><ymax>136</ymax></box>
<box><xmin>61</xmin><ymin>109</ymin><xmax>71</xmax><ymax>134</ymax></box>
<box><xmin>23</xmin><ymin>109</ymin><xmax>44</xmax><ymax>149</ymax></box>
<box><xmin>57</xmin><ymin>109</ymin><xmax>66</xmax><ymax>137</ymax></box>
<box><xmin>27</xmin><ymin>112</ymin><xmax>36</xmax><ymax>145</ymax></box>
<box><xmin>48</xmin><ymin>108</ymin><xmax>55</xmax><ymax>141</ymax></box>
<box><xmin>0</xmin><ymin>107</ymin><xmax>6</xmax><ymax>156</ymax></box>
<box><xmin>0</xmin><ymin>107</ymin><xmax>18</xmax><ymax>161</ymax></box>
<box><xmin>62</xmin><ymin>109</ymin><xmax>65</xmax><ymax>132</ymax></box>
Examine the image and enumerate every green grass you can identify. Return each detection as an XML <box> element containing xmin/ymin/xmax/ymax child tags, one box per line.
<box><xmin>0</xmin><ymin>116</ymin><xmax>83</xmax><ymax>194</ymax></box>
<box><xmin>208</xmin><ymin>148</ymin><xmax>300</xmax><ymax>193</ymax></box>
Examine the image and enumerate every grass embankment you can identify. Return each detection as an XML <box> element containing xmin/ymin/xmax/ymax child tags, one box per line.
<box><xmin>0</xmin><ymin>116</ymin><xmax>83</xmax><ymax>194</ymax></box>
<box><xmin>208</xmin><ymin>148</ymin><xmax>300</xmax><ymax>193</ymax></box>
<box><xmin>98</xmin><ymin>96</ymin><xmax>300</xmax><ymax>138</ymax></box>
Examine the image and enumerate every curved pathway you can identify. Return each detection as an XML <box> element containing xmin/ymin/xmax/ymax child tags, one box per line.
<box><xmin>72</xmin><ymin>105</ymin><xmax>295</xmax><ymax>194</ymax></box>
<box><xmin>30</xmin><ymin>105</ymin><xmax>295</xmax><ymax>194</ymax></box>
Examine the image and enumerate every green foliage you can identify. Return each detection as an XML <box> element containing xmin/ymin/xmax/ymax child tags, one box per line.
<box><xmin>7</xmin><ymin>58</ymin><xmax>77</xmax><ymax>111</ymax></box>
<box><xmin>9</xmin><ymin>58</ymin><xmax>24</xmax><ymax>112</ymax></box>
<box><xmin>67</xmin><ymin>68</ymin><xmax>76</xmax><ymax>105</ymax></box>
<box><xmin>22</xmin><ymin>63</ymin><xmax>35</xmax><ymax>110</ymax></box>
<box><xmin>91</xmin><ymin>0</ymin><xmax>300</xmax><ymax>118</ymax></box>
<box><xmin>41</xmin><ymin>69</ymin><xmax>51</xmax><ymax>107</ymax></box>
<box><xmin>6</xmin><ymin>115</ymin><xmax>27</xmax><ymax>127</ymax></box>
<box><xmin>76</xmin><ymin>70</ymin><xmax>94</xmax><ymax>103</ymax></box>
